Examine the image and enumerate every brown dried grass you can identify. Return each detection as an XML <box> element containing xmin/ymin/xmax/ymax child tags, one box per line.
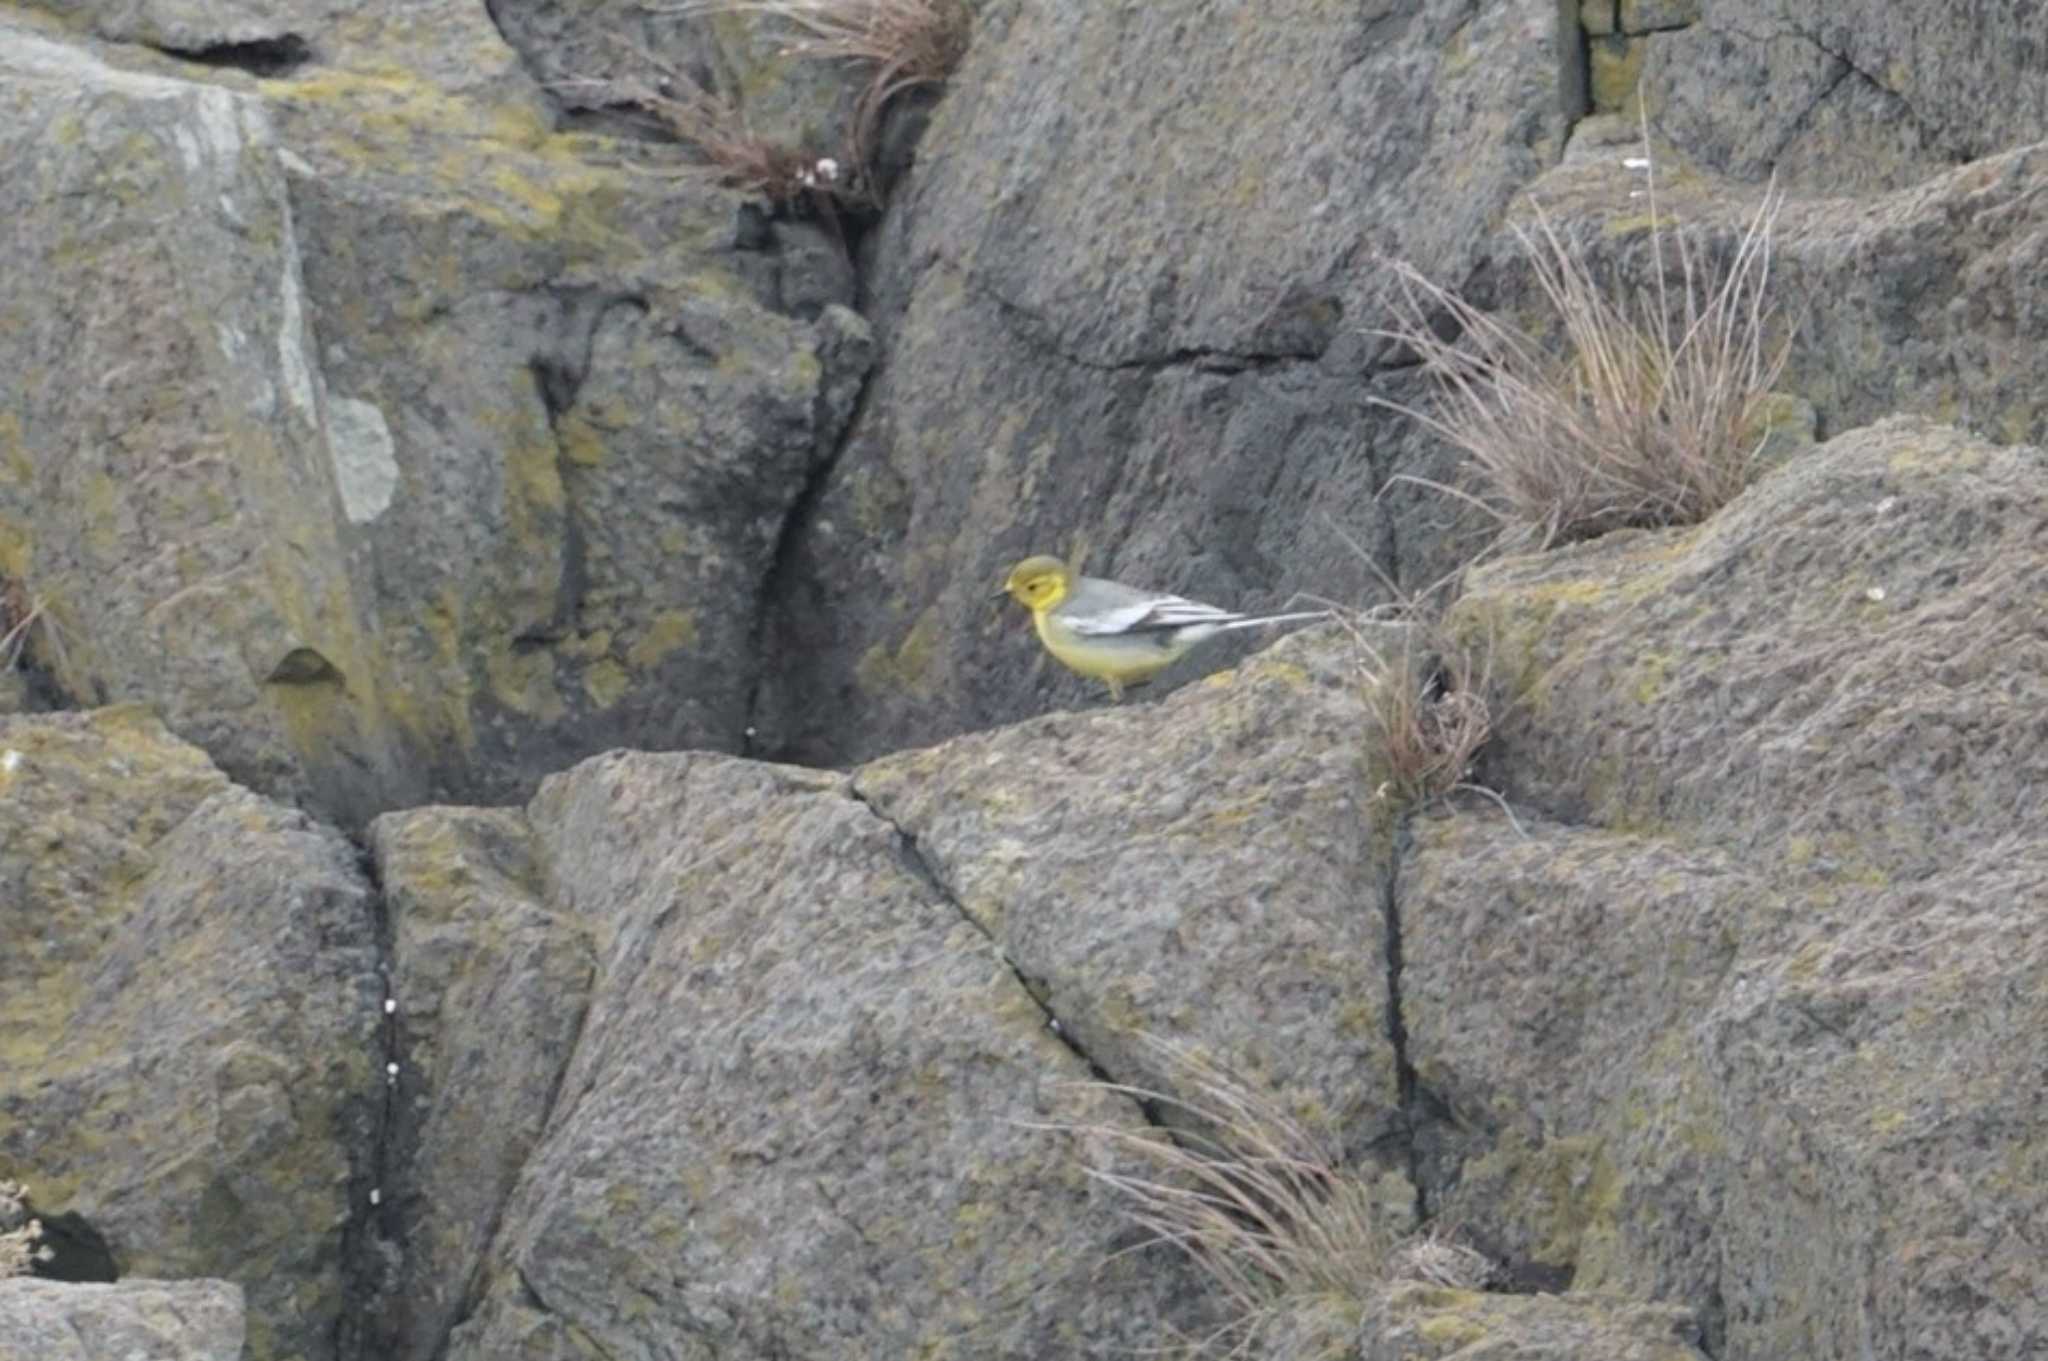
<box><xmin>1313</xmin><ymin>536</ymin><xmax>1502</xmax><ymax>819</ymax></box>
<box><xmin>569</xmin><ymin>56</ymin><xmax>849</xmax><ymax>212</ymax></box>
<box><xmin>1350</xmin><ymin>621</ymin><xmax>1494</xmax><ymax>812</ymax></box>
<box><xmin>1</xmin><ymin>580</ymin><xmax>47</xmax><ymax>672</ymax></box>
<box><xmin>669</xmin><ymin>0</ymin><xmax>971</xmax><ymax>176</ymax></box>
<box><xmin>1376</xmin><ymin>162</ymin><xmax>1791</xmax><ymax>549</ymax></box>
<box><xmin>1</xmin><ymin>1181</ymin><xmax>51</xmax><ymax>1279</ymax></box>
<box><xmin>1042</xmin><ymin>1037</ymin><xmax>1392</xmax><ymax>1359</ymax></box>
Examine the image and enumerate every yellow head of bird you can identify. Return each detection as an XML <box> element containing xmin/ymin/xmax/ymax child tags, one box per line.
<box><xmin>1001</xmin><ymin>556</ymin><xmax>1071</xmax><ymax>611</ymax></box>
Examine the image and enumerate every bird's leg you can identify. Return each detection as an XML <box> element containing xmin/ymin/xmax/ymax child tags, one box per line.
<box><xmin>1106</xmin><ymin>676</ymin><xmax>1124</xmax><ymax>702</ymax></box>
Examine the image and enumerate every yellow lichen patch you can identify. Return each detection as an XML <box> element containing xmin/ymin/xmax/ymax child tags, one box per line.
<box><xmin>266</xmin><ymin>662</ymin><xmax>358</xmax><ymax>776</ymax></box>
<box><xmin>582</xmin><ymin>658</ymin><xmax>630</xmax><ymax>710</ymax></box>
<box><xmin>1200</xmin><ymin>794</ymin><xmax>1267</xmax><ymax>832</ymax></box>
<box><xmin>1598</xmin><ymin>209</ymin><xmax>1684</xmax><ymax>239</ymax></box>
<box><xmin>1444</xmin><ymin>596</ymin><xmax>1553</xmax><ymax>711</ymax></box>
<box><xmin>556</xmin><ymin>628</ymin><xmax>612</xmax><ymax>661</ymax></box>
<box><xmin>787</xmin><ymin>347</ymin><xmax>824</xmax><ymax>395</ymax></box>
<box><xmin>1581</xmin><ymin>756</ymin><xmax>1671</xmax><ymax>839</ymax></box>
<box><xmin>1744</xmin><ymin>390</ymin><xmax>1816</xmax><ymax>441</ymax></box>
<box><xmin>1243</xmin><ymin>658</ymin><xmax>1314</xmax><ymax>691</ymax></box>
<box><xmin>680</xmin><ymin>267</ymin><xmax>747</xmax><ymax>307</ymax></box>
<box><xmin>482</xmin><ymin>163</ymin><xmax>569</xmax><ymax>228</ymax></box>
<box><xmin>627</xmin><ymin>609</ymin><xmax>700</xmax><ymax>671</ymax></box>
<box><xmin>449</xmin><ymin>148</ymin><xmax>631</xmax><ymax>247</ymax></box>
<box><xmin>555</xmin><ymin>414</ymin><xmax>608</xmax><ymax>469</ymax></box>
<box><xmin>498</xmin><ymin>414</ymin><xmax>567</xmax><ymax>562</ymax></box>
<box><xmin>1462</xmin><ymin>1130</ymin><xmax>1622</xmax><ymax>1275</ymax></box>
<box><xmin>1630</xmin><ymin>651</ymin><xmax>1674</xmax><ymax>704</ymax></box>
<box><xmin>1998</xmin><ymin>404</ymin><xmax>2037</xmax><ymax>446</ymax></box>
<box><xmin>1400</xmin><ymin>1286</ymin><xmax>1486</xmax><ymax>1311</ymax></box>
<box><xmin>0</xmin><ymin>526</ymin><xmax>29</xmax><ymax>584</ymax></box>
<box><xmin>1589</xmin><ymin>36</ymin><xmax>1647</xmax><ymax>113</ymax></box>
<box><xmin>376</xmin><ymin>586</ymin><xmax>479</xmax><ymax>756</ymax></box>
<box><xmin>1418</xmin><ymin>1313</ymin><xmax>1492</xmax><ymax>1348</ymax></box>
<box><xmin>488</xmin><ymin>101</ymin><xmax>553</xmax><ymax>149</ymax></box>
<box><xmin>485</xmin><ymin>643</ymin><xmax>565</xmax><ymax>721</ymax></box>
<box><xmin>259</xmin><ymin>66</ymin><xmax>549</xmax><ymax>149</ymax></box>
<box><xmin>1781</xmin><ymin>938</ymin><xmax>1827</xmax><ymax>981</ymax></box>
<box><xmin>555</xmin><ymin>177</ymin><xmax>648</xmax><ymax>261</ymax></box>
<box><xmin>856</xmin><ymin>608</ymin><xmax>945</xmax><ymax>698</ymax></box>
<box><xmin>0</xmin><ymin>410</ymin><xmax>29</xmax><ymax>487</ymax></box>
<box><xmin>1439</xmin><ymin>20</ymin><xmax>1477</xmax><ymax>75</ymax></box>
<box><xmin>1334</xmin><ymin>996</ymin><xmax>1383</xmax><ymax>1044</ymax></box>
<box><xmin>258</xmin><ymin>66</ymin><xmax>667</xmax><ymax>260</ymax></box>
<box><xmin>1887</xmin><ymin>432</ymin><xmax>1990</xmax><ymax>476</ymax></box>
<box><xmin>78</xmin><ymin>471</ymin><xmax>121</xmax><ymax>557</ymax></box>
<box><xmin>0</xmin><ymin>971</ymin><xmax>101</xmax><ymax>1075</ymax></box>
<box><xmin>382</xmin><ymin>818</ymin><xmax>484</xmax><ymax>900</ymax></box>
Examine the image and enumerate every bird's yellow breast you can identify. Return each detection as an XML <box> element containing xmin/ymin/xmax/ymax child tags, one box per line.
<box><xmin>1032</xmin><ymin>608</ymin><xmax>1186</xmax><ymax>686</ymax></box>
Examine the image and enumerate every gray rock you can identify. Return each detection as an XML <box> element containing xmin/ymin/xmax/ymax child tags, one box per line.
<box><xmin>0</xmin><ymin>28</ymin><xmax>410</xmax><ymax>823</ymax></box>
<box><xmin>0</xmin><ymin>708</ymin><xmax>383</xmax><ymax>1361</ymax></box>
<box><xmin>1644</xmin><ymin>1</ymin><xmax>2048</xmax><ymax>192</ymax></box>
<box><xmin>356</xmin><ymin>806</ymin><xmax>598</xmax><ymax>1361</ymax></box>
<box><xmin>0</xmin><ymin>1278</ymin><xmax>246</xmax><ymax>1361</ymax></box>
<box><xmin>1523</xmin><ymin>136</ymin><xmax>2048</xmax><ymax>454</ymax></box>
<box><xmin>28</xmin><ymin>0</ymin><xmax>535</xmax><ymax>101</ymax></box>
<box><xmin>1579</xmin><ymin>1</ymin><xmax>1620</xmax><ymax>38</ymax></box>
<box><xmin>1362</xmin><ymin>1285</ymin><xmax>1707</xmax><ymax>1361</ymax></box>
<box><xmin>1406</xmin><ymin>817</ymin><xmax>2048</xmax><ymax>1361</ymax></box>
<box><xmin>443</xmin><ymin>747</ymin><xmax>1214</xmax><ymax>1359</ymax></box>
<box><xmin>1453</xmin><ymin>417</ymin><xmax>2045</xmax><ymax>874</ymax></box>
<box><xmin>1403</xmin><ymin>417</ymin><xmax>2048</xmax><ymax>1358</ymax></box>
<box><xmin>1703</xmin><ymin>841</ymin><xmax>2048</xmax><ymax>1361</ymax></box>
<box><xmin>753</xmin><ymin>0</ymin><xmax>1569</xmax><ymax>765</ymax></box>
<box><xmin>1775</xmin><ymin>146</ymin><xmax>2048</xmax><ymax>449</ymax></box>
<box><xmin>1619</xmin><ymin>1</ymin><xmax>1698</xmax><ymax>35</ymax></box>
<box><xmin>0</xmin><ymin>13</ymin><xmax>871</xmax><ymax>821</ymax></box>
<box><xmin>853</xmin><ymin>625</ymin><xmax>1402</xmax><ymax>1137</ymax></box>
<box><xmin>1401</xmin><ymin>815</ymin><xmax>1755</xmax><ymax>1330</ymax></box>
<box><xmin>485</xmin><ymin>0</ymin><xmax>862</xmax><ymax>165</ymax></box>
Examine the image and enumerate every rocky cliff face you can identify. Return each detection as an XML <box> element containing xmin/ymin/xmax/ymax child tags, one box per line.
<box><xmin>0</xmin><ymin>0</ymin><xmax>870</xmax><ymax>824</ymax></box>
<box><xmin>2</xmin><ymin>0</ymin><xmax>2044</xmax><ymax>1358</ymax></box>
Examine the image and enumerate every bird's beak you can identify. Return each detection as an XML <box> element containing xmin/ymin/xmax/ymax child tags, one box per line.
<box><xmin>991</xmin><ymin>586</ymin><xmax>1010</xmax><ymax>601</ymax></box>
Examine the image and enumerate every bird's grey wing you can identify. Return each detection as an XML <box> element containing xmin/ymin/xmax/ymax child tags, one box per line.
<box><xmin>1062</xmin><ymin>577</ymin><xmax>1243</xmax><ymax>636</ymax></box>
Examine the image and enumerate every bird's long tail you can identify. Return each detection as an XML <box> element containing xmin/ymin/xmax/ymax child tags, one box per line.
<box><xmin>1213</xmin><ymin>610</ymin><xmax>1333</xmax><ymax>632</ymax></box>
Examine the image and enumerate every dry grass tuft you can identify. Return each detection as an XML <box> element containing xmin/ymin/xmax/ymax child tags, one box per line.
<box><xmin>567</xmin><ymin>55</ymin><xmax>854</xmax><ymax>213</ymax></box>
<box><xmin>1345</xmin><ymin>617</ymin><xmax>1493</xmax><ymax>812</ymax></box>
<box><xmin>1</xmin><ymin>1181</ymin><xmax>51</xmax><ymax>1279</ymax></box>
<box><xmin>670</xmin><ymin>0</ymin><xmax>971</xmax><ymax>177</ymax></box>
<box><xmin>1</xmin><ymin>580</ymin><xmax>49</xmax><ymax>673</ymax></box>
<box><xmin>1376</xmin><ymin>159</ymin><xmax>1792</xmax><ymax>549</ymax></box>
<box><xmin>1047</xmin><ymin>1037</ymin><xmax>1393</xmax><ymax>1359</ymax></box>
<box><xmin>1311</xmin><ymin>535</ymin><xmax>1502</xmax><ymax>820</ymax></box>
<box><xmin>1385</xmin><ymin>1227</ymin><xmax>1497</xmax><ymax>1290</ymax></box>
